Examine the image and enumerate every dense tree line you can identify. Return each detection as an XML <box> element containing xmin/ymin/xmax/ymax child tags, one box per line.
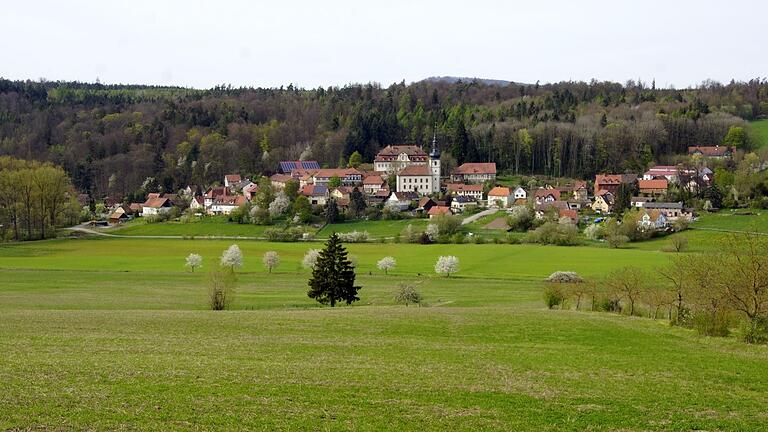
<box><xmin>1</xmin><ymin>77</ymin><xmax>766</xmax><ymax>201</ymax></box>
<box><xmin>0</xmin><ymin>156</ymin><xmax>79</xmax><ymax>241</ymax></box>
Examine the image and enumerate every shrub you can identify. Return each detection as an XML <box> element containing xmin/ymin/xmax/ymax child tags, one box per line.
<box><xmin>545</xmin><ymin>271</ymin><xmax>583</xmax><ymax>284</ymax></box>
<box><xmin>741</xmin><ymin>318</ymin><xmax>768</xmax><ymax>344</ymax></box>
<box><xmin>543</xmin><ymin>285</ymin><xmax>565</xmax><ymax>309</ymax></box>
<box><xmin>597</xmin><ymin>297</ymin><xmax>622</xmax><ymax>313</ymax></box>
<box><xmin>207</xmin><ymin>269</ymin><xmax>235</xmax><ymax>311</ymax></box>
<box><xmin>506</xmin><ymin>206</ymin><xmax>534</xmax><ymax>232</ymax></box>
<box><xmin>524</xmin><ymin>221</ymin><xmax>580</xmax><ymax>246</ymax></box>
<box><xmin>584</xmin><ymin>223</ymin><xmax>605</xmax><ymax>240</ymax></box>
<box><xmin>337</xmin><ymin>230</ymin><xmax>370</xmax><ymax>243</ymax></box>
<box><xmin>606</xmin><ymin>233</ymin><xmax>629</xmax><ymax>248</ymax></box>
<box><xmin>661</xmin><ymin>236</ymin><xmax>688</xmax><ymax>253</ymax></box>
<box><xmin>264</xmin><ymin>227</ymin><xmax>303</xmax><ymax>242</ymax></box>
<box><xmin>435</xmin><ymin>215</ymin><xmax>462</xmax><ymax>236</ymax></box>
<box><xmin>692</xmin><ymin>311</ymin><xmax>731</xmax><ymax>337</ymax></box>
<box><xmin>394</xmin><ymin>283</ymin><xmax>422</xmax><ymax>306</ymax></box>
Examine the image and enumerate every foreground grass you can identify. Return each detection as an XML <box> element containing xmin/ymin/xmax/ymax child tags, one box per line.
<box><xmin>1</xmin><ymin>233</ymin><xmax>768</xmax><ymax>429</ymax></box>
<box><xmin>110</xmin><ymin>217</ymin><xmax>310</xmax><ymax>237</ymax></box>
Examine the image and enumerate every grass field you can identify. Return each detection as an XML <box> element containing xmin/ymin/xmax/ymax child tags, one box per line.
<box><xmin>319</xmin><ymin>218</ymin><xmax>429</xmax><ymax>238</ymax></box>
<box><xmin>2</xmin><ymin>218</ymin><xmax>768</xmax><ymax>429</ymax></box>
<box><xmin>110</xmin><ymin>217</ymin><xmax>310</xmax><ymax>237</ymax></box>
<box><xmin>750</xmin><ymin>119</ymin><xmax>768</xmax><ymax>148</ymax></box>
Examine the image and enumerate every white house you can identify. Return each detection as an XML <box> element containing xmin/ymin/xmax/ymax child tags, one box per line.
<box><xmin>450</xmin><ymin>196</ymin><xmax>477</xmax><ymax>213</ymax></box>
<box><xmin>189</xmin><ymin>196</ymin><xmax>205</xmax><ymax>213</ymax></box>
<box><xmin>142</xmin><ymin>196</ymin><xmax>173</xmax><ymax>216</ymax></box>
<box><xmin>513</xmin><ymin>186</ymin><xmax>527</xmax><ymax>200</ymax></box>
<box><xmin>209</xmin><ymin>195</ymin><xmax>247</xmax><ymax>215</ymax></box>
<box><xmin>311</xmin><ymin>168</ymin><xmax>363</xmax><ymax>186</ymax></box>
<box><xmin>450</xmin><ymin>163</ymin><xmax>496</xmax><ymax>183</ymax></box>
<box><xmin>447</xmin><ymin>183</ymin><xmax>484</xmax><ymax>201</ymax></box>
<box><xmin>300</xmin><ymin>184</ymin><xmax>329</xmax><ymax>206</ymax></box>
<box><xmin>487</xmin><ymin>186</ymin><xmax>513</xmax><ymax>208</ymax></box>
<box><xmin>385</xmin><ymin>191</ymin><xmax>418</xmax><ymax>211</ymax></box>
<box><xmin>224</xmin><ymin>174</ymin><xmax>242</xmax><ymax>188</ymax></box>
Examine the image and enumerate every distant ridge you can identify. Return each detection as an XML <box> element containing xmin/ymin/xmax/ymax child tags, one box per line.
<box><xmin>420</xmin><ymin>76</ymin><xmax>525</xmax><ymax>87</ymax></box>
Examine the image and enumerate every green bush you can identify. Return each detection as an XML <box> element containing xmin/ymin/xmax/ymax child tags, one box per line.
<box><xmin>263</xmin><ymin>227</ymin><xmax>304</xmax><ymax>242</ymax></box>
<box><xmin>543</xmin><ymin>285</ymin><xmax>565</xmax><ymax>309</ymax></box>
<box><xmin>741</xmin><ymin>318</ymin><xmax>768</xmax><ymax>344</ymax></box>
<box><xmin>692</xmin><ymin>311</ymin><xmax>731</xmax><ymax>337</ymax></box>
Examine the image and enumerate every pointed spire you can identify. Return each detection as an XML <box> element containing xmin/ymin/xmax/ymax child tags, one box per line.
<box><xmin>429</xmin><ymin>126</ymin><xmax>440</xmax><ymax>159</ymax></box>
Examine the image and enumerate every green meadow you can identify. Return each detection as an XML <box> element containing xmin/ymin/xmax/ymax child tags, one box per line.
<box><xmin>750</xmin><ymin>118</ymin><xmax>768</xmax><ymax>148</ymax></box>
<box><xmin>2</xmin><ymin>214</ymin><xmax>768</xmax><ymax>430</ymax></box>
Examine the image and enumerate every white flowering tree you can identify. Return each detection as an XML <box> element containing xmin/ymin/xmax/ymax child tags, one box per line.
<box><xmin>302</xmin><ymin>249</ymin><xmax>321</xmax><ymax>270</ymax></box>
<box><xmin>220</xmin><ymin>244</ymin><xmax>244</xmax><ymax>271</ymax></box>
<box><xmin>435</xmin><ymin>255</ymin><xmax>459</xmax><ymax>277</ymax></box>
<box><xmin>268</xmin><ymin>192</ymin><xmax>290</xmax><ymax>217</ymax></box>
<box><xmin>377</xmin><ymin>256</ymin><xmax>396</xmax><ymax>275</ymax></box>
<box><xmin>185</xmin><ymin>253</ymin><xmax>203</xmax><ymax>272</ymax></box>
<box><xmin>263</xmin><ymin>251</ymin><xmax>280</xmax><ymax>273</ymax></box>
<box><xmin>425</xmin><ymin>224</ymin><xmax>439</xmax><ymax>241</ymax></box>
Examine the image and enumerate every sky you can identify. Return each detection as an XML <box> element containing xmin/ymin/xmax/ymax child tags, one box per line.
<box><xmin>1</xmin><ymin>0</ymin><xmax>765</xmax><ymax>89</ymax></box>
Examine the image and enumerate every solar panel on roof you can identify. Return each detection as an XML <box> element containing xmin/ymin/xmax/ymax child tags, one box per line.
<box><xmin>279</xmin><ymin>161</ymin><xmax>320</xmax><ymax>173</ymax></box>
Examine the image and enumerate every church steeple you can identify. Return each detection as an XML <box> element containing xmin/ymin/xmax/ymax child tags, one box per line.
<box><xmin>429</xmin><ymin>131</ymin><xmax>441</xmax><ymax>159</ymax></box>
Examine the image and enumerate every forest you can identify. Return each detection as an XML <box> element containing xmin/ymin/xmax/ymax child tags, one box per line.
<box><xmin>0</xmin><ymin>77</ymin><xmax>766</xmax><ymax>201</ymax></box>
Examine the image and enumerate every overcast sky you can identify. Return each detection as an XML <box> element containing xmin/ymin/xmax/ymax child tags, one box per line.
<box><xmin>1</xmin><ymin>0</ymin><xmax>765</xmax><ymax>89</ymax></box>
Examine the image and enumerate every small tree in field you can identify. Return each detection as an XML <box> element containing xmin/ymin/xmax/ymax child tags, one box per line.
<box><xmin>220</xmin><ymin>244</ymin><xmax>244</xmax><ymax>271</ymax></box>
<box><xmin>605</xmin><ymin>266</ymin><xmax>647</xmax><ymax>316</ymax></box>
<box><xmin>394</xmin><ymin>283</ymin><xmax>422</xmax><ymax>306</ymax></box>
<box><xmin>377</xmin><ymin>256</ymin><xmax>396</xmax><ymax>275</ymax></box>
<box><xmin>307</xmin><ymin>233</ymin><xmax>361</xmax><ymax>307</ymax></box>
<box><xmin>302</xmin><ymin>248</ymin><xmax>321</xmax><ymax>270</ymax></box>
<box><xmin>263</xmin><ymin>251</ymin><xmax>280</xmax><ymax>273</ymax></box>
<box><xmin>185</xmin><ymin>253</ymin><xmax>203</xmax><ymax>272</ymax></box>
<box><xmin>207</xmin><ymin>269</ymin><xmax>235</xmax><ymax>310</ymax></box>
<box><xmin>435</xmin><ymin>256</ymin><xmax>459</xmax><ymax>277</ymax></box>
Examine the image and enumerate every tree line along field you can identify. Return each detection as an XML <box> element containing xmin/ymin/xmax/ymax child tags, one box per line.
<box><xmin>2</xmin><ymin>236</ymin><xmax>768</xmax><ymax>430</ymax></box>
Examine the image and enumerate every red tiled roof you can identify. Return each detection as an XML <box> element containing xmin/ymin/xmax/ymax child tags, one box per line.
<box><xmin>143</xmin><ymin>197</ymin><xmax>170</xmax><ymax>208</ymax></box>
<box><xmin>225</xmin><ymin>174</ymin><xmax>242</xmax><ymax>182</ymax></box>
<box><xmin>638</xmin><ymin>179</ymin><xmax>668</xmax><ymax>191</ymax></box>
<box><xmin>452</xmin><ymin>163</ymin><xmax>497</xmax><ymax>175</ymax></box>
<box><xmin>488</xmin><ymin>186</ymin><xmax>511</xmax><ymax>196</ymax></box>
<box><xmin>398</xmin><ymin>165</ymin><xmax>431</xmax><ymax>176</ymax></box>
<box><xmin>428</xmin><ymin>206</ymin><xmax>452</xmax><ymax>216</ymax></box>
<box><xmin>688</xmin><ymin>146</ymin><xmax>733</xmax><ymax>157</ymax></box>
<box><xmin>374</xmin><ymin>145</ymin><xmax>428</xmax><ymax>161</ymax></box>
<box><xmin>213</xmin><ymin>196</ymin><xmax>247</xmax><ymax>207</ymax></box>
<box><xmin>313</xmin><ymin>168</ymin><xmax>362</xmax><ymax>178</ymax></box>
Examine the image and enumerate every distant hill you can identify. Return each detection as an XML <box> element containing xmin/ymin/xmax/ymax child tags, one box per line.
<box><xmin>421</xmin><ymin>76</ymin><xmax>524</xmax><ymax>87</ymax></box>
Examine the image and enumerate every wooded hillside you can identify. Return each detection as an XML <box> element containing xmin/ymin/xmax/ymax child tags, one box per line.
<box><xmin>1</xmin><ymin>78</ymin><xmax>766</xmax><ymax>200</ymax></box>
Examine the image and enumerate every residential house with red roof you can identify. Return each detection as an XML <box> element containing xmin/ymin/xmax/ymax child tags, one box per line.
<box><xmin>487</xmin><ymin>186</ymin><xmax>513</xmax><ymax>208</ymax></box>
<box><xmin>450</xmin><ymin>163</ymin><xmax>496</xmax><ymax>183</ymax></box>
<box><xmin>446</xmin><ymin>183</ymin><xmax>484</xmax><ymax>201</ymax></box>
<box><xmin>638</xmin><ymin>179</ymin><xmax>668</xmax><ymax>197</ymax></box>
<box><xmin>688</xmin><ymin>145</ymin><xmax>733</xmax><ymax>158</ymax></box>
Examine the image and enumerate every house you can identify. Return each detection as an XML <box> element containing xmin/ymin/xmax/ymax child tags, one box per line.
<box><xmin>312</xmin><ymin>168</ymin><xmax>363</xmax><ymax>186</ymax></box>
<box><xmin>642</xmin><ymin>202</ymin><xmax>692</xmax><ymax>221</ymax></box>
<box><xmin>374</xmin><ymin>145</ymin><xmax>429</xmax><ymax>173</ymax></box>
<box><xmin>142</xmin><ymin>196</ymin><xmax>173</xmax><ymax>216</ymax></box>
<box><xmin>210</xmin><ymin>195</ymin><xmax>247</xmax><ymax>215</ymax></box>
<box><xmin>534</xmin><ymin>188</ymin><xmax>558</xmax><ymax>205</ymax></box>
<box><xmin>330</xmin><ymin>186</ymin><xmax>353</xmax><ymax>201</ymax></box>
<box><xmin>688</xmin><ymin>145</ymin><xmax>733</xmax><ymax>158</ymax></box>
<box><xmin>566</xmin><ymin>199</ymin><xmax>590</xmax><ymax>210</ymax></box>
<box><xmin>534</xmin><ymin>201</ymin><xmax>569</xmax><ymax>220</ymax></box>
<box><xmin>300</xmin><ymin>184</ymin><xmax>329</xmax><ymax>206</ymax></box>
<box><xmin>591</xmin><ymin>192</ymin><xmax>614</xmax><ymax>214</ymax></box>
<box><xmin>450</xmin><ymin>196</ymin><xmax>477</xmax><ymax>213</ymax></box>
<box><xmin>417</xmin><ymin>197</ymin><xmax>437</xmax><ymax>213</ymax></box>
<box><xmin>558</xmin><ymin>208</ymin><xmax>579</xmax><ymax>225</ymax></box>
<box><xmin>428</xmin><ymin>206</ymin><xmax>453</xmax><ymax>219</ymax></box>
<box><xmin>204</xmin><ymin>187</ymin><xmax>230</xmax><ymax>207</ymax></box>
<box><xmin>631</xmin><ymin>196</ymin><xmax>654</xmax><ymax>208</ymax></box>
<box><xmin>278</xmin><ymin>160</ymin><xmax>320</xmax><ymax>174</ymax></box>
<box><xmin>594</xmin><ymin>174</ymin><xmax>637</xmax><ymax>195</ymax></box>
<box><xmin>396</xmin><ymin>164</ymin><xmax>439</xmax><ymax>195</ymax></box>
<box><xmin>447</xmin><ymin>183</ymin><xmax>484</xmax><ymax>201</ymax></box>
<box><xmin>189</xmin><ymin>196</ymin><xmax>206</xmax><ymax>212</ymax></box>
<box><xmin>385</xmin><ymin>191</ymin><xmax>418</xmax><ymax>211</ymax></box>
<box><xmin>108</xmin><ymin>211</ymin><xmax>130</xmax><ymax>224</ymax></box>
<box><xmin>643</xmin><ymin>165</ymin><xmax>680</xmax><ymax>182</ymax></box>
<box><xmin>638</xmin><ymin>210</ymin><xmax>668</xmax><ymax>230</ymax></box>
<box><xmin>450</xmin><ymin>163</ymin><xmax>496</xmax><ymax>183</ymax></box>
<box><xmin>243</xmin><ymin>182</ymin><xmax>259</xmax><ymax>201</ymax></box>
<box><xmin>363</xmin><ymin>174</ymin><xmax>387</xmax><ymax>195</ymax></box>
<box><xmin>224</xmin><ymin>174</ymin><xmax>242</xmax><ymax>188</ymax></box>
<box><xmin>513</xmin><ymin>186</ymin><xmax>527</xmax><ymax>201</ymax></box>
<box><xmin>129</xmin><ymin>203</ymin><xmax>143</xmax><ymax>215</ymax></box>
<box><xmin>637</xmin><ymin>179</ymin><xmax>668</xmax><ymax>196</ymax></box>
<box><xmin>270</xmin><ymin>173</ymin><xmax>293</xmax><ymax>190</ymax></box>
<box><xmin>487</xmin><ymin>186</ymin><xmax>513</xmax><ymax>208</ymax></box>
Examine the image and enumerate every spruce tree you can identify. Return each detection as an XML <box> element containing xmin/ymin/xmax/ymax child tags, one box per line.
<box><xmin>307</xmin><ymin>233</ymin><xmax>361</xmax><ymax>307</ymax></box>
<box><xmin>325</xmin><ymin>199</ymin><xmax>340</xmax><ymax>224</ymax></box>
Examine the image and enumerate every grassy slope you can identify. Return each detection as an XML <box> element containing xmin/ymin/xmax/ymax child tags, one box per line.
<box><xmin>110</xmin><ymin>217</ymin><xmax>302</xmax><ymax>237</ymax></box>
<box><xmin>2</xmin><ymin>218</ymin><xmax>768</xmax><ymax>429</ymax></box>
<box><xmin>750</xmin><ymin>118</ymin><xmax>768</xmax><ymax>148</ymax></box>
<box><xmin>319</xmin><ymin>218</ymin><xmax>429</xmax><ymax>238</ymax></box>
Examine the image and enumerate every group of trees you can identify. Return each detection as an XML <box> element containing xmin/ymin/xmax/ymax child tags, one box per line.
<box><xmin>0</xmin><ymin>156</ymin><xmax>79</xmax><ymax>241</ymax></box>
<box><xmin>1</xmin><ymin>78</ymin><xmax>766</xmax><ymax>202</ymax></box>
<box><xmin>545</xmin><ymin>233</ymin><xmax>768</xmax><ymax>344</ymax></box>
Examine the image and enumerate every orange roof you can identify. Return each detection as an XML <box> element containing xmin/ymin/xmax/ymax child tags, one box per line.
<box><xmin>225</xmin><ymin>174</ymin><xmax>242</xmax><ymax>182</ymax></box>
<box><xmin>398</xmin><ymin>165</ymin><xmax>431</xmax><ymax>176</ymax></box>
<box><xmin>488</xmin><ymin>186</ymin><xmax>511</xmax><ymax>196</ymax></box>
<box><xmin>313</xmin><ymin>168</ymin><xmax>362</xmax><ymax>178</ymax></box>
<box><xmin>143</xmin><ymin>197</ymin><xmax>170</xmax><ymax>208</ymax></box>
<box><xmin>559</xmin><ymin>208</ymin><xmax>578</xmax><ymax>221</ymax></box>
<box><xmin>638</xmin><ymin>179</ymin><xmax>668</xmax><ymax>190</ymax></box>
<box><xmin>213</xmin><ymin>196</ymin><xmax>247</xmax><ymax>206</ymax></box>
<box><xmin>363</xmin><ymin>175</ymin><xmax>386</xmax><ymax>185</ymax></box>
<box><xmin>452</xmin><ymin>163</ymin><xmax>496</xmax><ymax>175</ymax></box>
<box><xmin>428</xmin><ymin>206</ymin><xmax>452</xmax><ymax>216</ymax></box>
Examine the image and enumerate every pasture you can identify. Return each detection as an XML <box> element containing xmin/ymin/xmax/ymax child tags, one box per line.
<box><xmin>1</xmin><ymin>225</ymin><xmax>768</xmax><ymax>430</ymax></box>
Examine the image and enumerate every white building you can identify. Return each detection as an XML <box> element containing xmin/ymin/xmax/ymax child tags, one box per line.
<box><xmin>374</xmin><ymin>145</ymin><xmax>429</xmax><ymax>173</ymax></box>
<box><xmin>396</xmin><ymin>139</ymin><xmax>441</xmax><ymax>196</ymax></box>
<box><xmin>513</xmin><ymin>186</ymin><xmax>527</xmax><ymax>200</ymax></box>
<box><xmin>487</xmin><ymin>186</ymin><xmax>513</xmax><ymax>208</ymax></box>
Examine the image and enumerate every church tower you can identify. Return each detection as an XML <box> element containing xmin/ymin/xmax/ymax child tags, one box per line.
<box><xmin>429</xmin><ymin>132</ymin><xmax>441</xmax><ymax>193</ymax></box>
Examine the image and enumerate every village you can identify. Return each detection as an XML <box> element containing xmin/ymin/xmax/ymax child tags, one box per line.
<box><xmin>98</xmin><ymin>139</ymin><xmax>734</xmax><ymax>238</ymax></box>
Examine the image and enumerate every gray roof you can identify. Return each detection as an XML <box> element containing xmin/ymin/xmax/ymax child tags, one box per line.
<box><xmin>643</xmin><ymin>202</ymin><xmax>683</xmax><ymax>209</ymax></box>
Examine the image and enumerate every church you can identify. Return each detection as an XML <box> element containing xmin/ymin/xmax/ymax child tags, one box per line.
<box><xmin>395</xmin><ymin>136</ymin><xmax>441</xmax><ymax>195</ymax></box>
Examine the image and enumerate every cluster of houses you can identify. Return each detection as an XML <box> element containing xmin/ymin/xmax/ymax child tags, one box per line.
<box><xmin>101</xmin><ymin>143</ymin><xmax>730</xmax><ymax>229</ymax></box>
